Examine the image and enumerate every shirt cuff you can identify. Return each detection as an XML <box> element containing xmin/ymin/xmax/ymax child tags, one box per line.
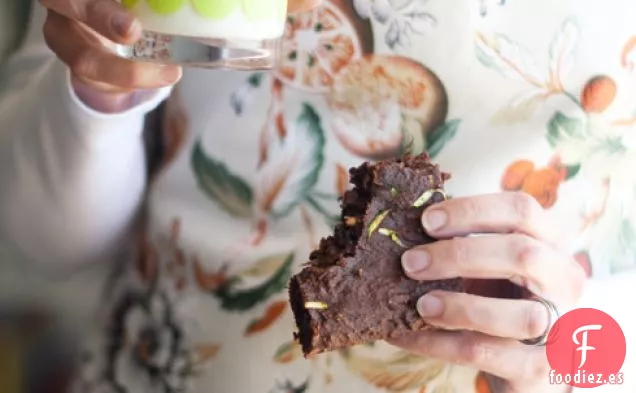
<box><xmin>69</xmin><ymin>73</ymin><xmax>172</xmax><ymax>115</ymax></box>
<box><xmin>56</xmin><ymin>61</ymin><xmax>173</xmax><ymax>142</ymax></box>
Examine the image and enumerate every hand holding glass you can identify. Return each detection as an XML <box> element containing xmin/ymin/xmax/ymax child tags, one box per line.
<box><xmin>117</xmin><ymin>0</ymin><xmax>288</xmax><ymax>70</ymax></box>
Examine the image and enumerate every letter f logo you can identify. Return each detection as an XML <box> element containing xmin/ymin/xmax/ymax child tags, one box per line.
<box><xmin>573</xmin><ymin>324</ymin><xmax>603</xmax><ymax>368</ymax></box>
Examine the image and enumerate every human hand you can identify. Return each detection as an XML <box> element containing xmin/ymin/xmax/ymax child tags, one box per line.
<box><xmin>390</xmin><ymin>192</ymin><xmax>586</xmax><ymax>393</ymax></box>
<box><xmin>39</xmin><ymin>0</ymin><xmax>322</xmax><ymax>100</ymax></box>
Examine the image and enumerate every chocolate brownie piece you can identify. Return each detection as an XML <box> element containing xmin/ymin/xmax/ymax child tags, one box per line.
<box><xmin>288</xmin><ymin>153</ymin><xmax>465</xmax><ymax>357</ymax></box>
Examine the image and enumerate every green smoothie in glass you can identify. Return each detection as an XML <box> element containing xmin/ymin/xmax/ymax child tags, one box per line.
<box><xmin>118</xmin><ymin>0</ymin><xmax>288</xmax><ymax>69</ymax></box>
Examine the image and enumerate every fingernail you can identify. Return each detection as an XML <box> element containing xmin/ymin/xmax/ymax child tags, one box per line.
<box><xmin>112</xmin><ymin>13</ymin><xmax>137</xmax><ymax>38</ymax></box>
<box><xmin>160</xmin><ymin>66</ymin><xmax>182</xmax><ymax>84</ymax></box>
<box><xmin>422</xmin><ymin>209</ymin><xmax>447</xmax><ymax>232</ymax></box>
<box><xmin>402</xmin><ymin>250</ymin><xmax>430</xmax><ymax>273</ymax></box>
<box><xmin>417</xmin><ymin>294</ymin><xmax>443</xmax><ymax>317</ymax></box>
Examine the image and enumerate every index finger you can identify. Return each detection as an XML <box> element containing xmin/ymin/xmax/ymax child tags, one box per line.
<box><xmin>421</xmin><ymin>192</ymin><xmax>560</xmax><ymax>246</ymax></box>
<box><xmin>40</xmin><ymin>0</ymin><xmax>141</xmax><ymax>43</ymax></box>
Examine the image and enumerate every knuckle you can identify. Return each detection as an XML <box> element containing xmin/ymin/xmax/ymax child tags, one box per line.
<box><xmin>69</xmin><ymin>49</ymin><xmax>98</xmax><ymax>77</ymax></box>
<box><xmin>522</xmin><ymin>302</ymin><xmax>548</xmax><ymax>339</ymax></box>
<box><xmin>68</xmin><ymin>0</ymin><xmax>86</xmax><ymax>20</ymax></box>
<box><xmin>510</xmin><ymin>234</ymin><xmax>539</xmax><ymax>274</ymax></box>
<box><xmin>446</xmin><ymin>237</ymin><xmax>470</xmax><ymax>268</ymax></box>
<box><xmin>85</xmin><ymin>0</ymin><xmax>101</xmax><ymax>15</ymax></box>
<box><xmin>122</xmin><ymin>64</ymin><xmax>151</xmax><ymax>87</ymax></box>
<box><xmin>459</xmin><ymin>338</ymin><xmax>493</xmax><ymax>365</ymax></box>
<box><xmin>85</xmin><ymin>0</ymin><xmax>113</xmax><ymax>24</ymax></box>
<box><xmin>458</xmin><ymin>197</ymin><xmax>483</xmax><ymax>218</ymax></box>
<box><xmin>462</xmin><ymin>307</ymin><xmax>489</xmax><ymax>331</ymax></box>
<box><xmin>510</xmin><ymin>192</ymin><xmax>541</xmax><ymax>227</ymax></box>
<box><xmin>454</xmin><ymin>294</ymin><xmax>487</xmax><ymax>328</ymax></box>
<box><xmin>569</xmin><ymin>261</ymin><xmax>588</xmax><ymax>299</ymax></box>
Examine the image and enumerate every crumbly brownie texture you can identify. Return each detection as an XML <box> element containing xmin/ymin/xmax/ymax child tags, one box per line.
<box><xmin>288</xmin><ymin>153</ymin><xmax>465</xmax><ymax>357</ymax></box>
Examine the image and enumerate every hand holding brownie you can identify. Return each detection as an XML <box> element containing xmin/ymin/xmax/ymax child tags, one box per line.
<box><xmin>289</xmin><ymin>156</ymin><xmax>585</xmax><ymax>393</ymax></box>
<box><xmin>392</xmin><ymin>192</ymin><xmax>587</xmax><ymax>393</ymax></box>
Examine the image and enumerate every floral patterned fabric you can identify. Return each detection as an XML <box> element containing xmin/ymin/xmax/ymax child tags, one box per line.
<box><xmin>72</xmin><ymin>0</ymin><xmax>636</xmax><ymax>392</ymax></box>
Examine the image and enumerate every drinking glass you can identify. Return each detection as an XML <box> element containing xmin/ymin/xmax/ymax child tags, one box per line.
<box><xmin>116</xmin><ymin>0</ymin><xmax>288</xmax><ymax>70</ymax></box>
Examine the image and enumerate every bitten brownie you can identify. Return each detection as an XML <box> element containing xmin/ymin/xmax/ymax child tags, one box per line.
<box><xmin>288</xmin><ymin>153</ymin><xmax>465</xmax><ymax>357</ymax></box>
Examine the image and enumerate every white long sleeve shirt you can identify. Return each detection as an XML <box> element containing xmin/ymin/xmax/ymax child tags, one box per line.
<box><xmin>1</xmin><ymin>1</ymin><xmax>635</xmax><ymax>392</ymax></box>
<box><xmin>0</xmin><ymin>7</ymin><xmax>170</xmax><ymax>269</ymax></box>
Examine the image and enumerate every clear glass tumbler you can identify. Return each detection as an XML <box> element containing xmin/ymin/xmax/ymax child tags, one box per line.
<box><xmin>116</xmin><ymin>0</ymin><xmax>288</xmax><ymax>70</ymax></box>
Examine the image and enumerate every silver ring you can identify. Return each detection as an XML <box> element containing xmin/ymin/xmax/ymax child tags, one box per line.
<box><xmin>519</xmin><ymin>296</ymin><xmax>561</xmax><ymax>346</ymax></box>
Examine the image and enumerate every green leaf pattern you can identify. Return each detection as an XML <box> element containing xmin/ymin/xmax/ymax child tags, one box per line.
<box><xmin>474</xmin><ymin>16</ymin><xmax>636</xmax><ymax>274</ymax></box>
<box><xmin>546</xmin><ymin>112</ymin><xmax>628</xmax><ymax>172</ymax></box>
<box><xmin>426</xmin><ymin>119</ymin><xmax>461</xmax><ymax>159</ymax></box>
<box><xmin>212</xmin><ymin>253</ymin><xmax>294</xmax><ymax>311</ymax></box>
<box><xmin>76</xmin><ymin>4</ymin><xmax>636</xmax><ymax>393</ymax></box>
<box><xmin>563</xmin><ymin>164</ymin><xmax>581</xmax><ymax>180</ymax></box>
<box><xmin>547</xmin><ymin>112</ymin><xmax>588</xmax><ymax>148</ymax></box>
<box><xmin>191</xmin><ymin>141</ymin><xmax>254</xmax><ymax>218</ymax></box>
<box><xmin>192</xmin><ymin>104</ymin><xmax>326</xmax><ymax>222</ymax></box>
<box><xmin>255</xmin><ymin>104</ymin><xmax>326</xmax><ymax>219</ymax></box>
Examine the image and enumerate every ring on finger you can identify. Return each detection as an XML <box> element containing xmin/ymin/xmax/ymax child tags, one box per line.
<box><xmin>519</xmin><ymin>295</ymin><xmax>561</xmax><ymax>346</ymax></box>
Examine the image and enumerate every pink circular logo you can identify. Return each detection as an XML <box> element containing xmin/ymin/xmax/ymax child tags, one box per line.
<box><xmin>546</xmin><ymin>308</ymin><xmax>626</xmax><ymax>388</ymax></box>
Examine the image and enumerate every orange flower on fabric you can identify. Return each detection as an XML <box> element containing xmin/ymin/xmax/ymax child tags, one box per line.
<box><xmin>244</xmin><ymin>300</ymin><xmax>288</xmax><ymax>336</ymax></box>
<box><xmin>501</xmin><ymin>160</ymin><xmax>563</xmax><ymax>208</ymax></box>
<box><xmin>500</xmin><ymin>160</ymin><xmax>535</xmax><ymax>190</ymax></box>
<box><xmin>193</xmin><ymin>344</ymin><xmax>221</xmax><ymax>364</ymax></box>
<box><xmin>273</xmin><ymin>341</ymin><xmax>303</xmax><ymax>364</ymax></box>
<box><xmin>136</xmin><ymin>234</ymin><xmax>158</xmax><ymax>285</ymax></box>
<box><xmin>475</xmin><ymin>372</ymin><xmax>492</xmax><ymax>393</ymax></box>
<box><xmin>580</xmin><ymin>75</ymin><xmax>617</xmax><ymax>113</ymax></box>
<box><xmin>521</xmin><ymin>168</ymin><xmax>561</xmax><ymax>208</ymax></box>
<box><xmin>193</xmin><ymin>259</ymin><xmax>228</xmax><ymax>291</ymax></box>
